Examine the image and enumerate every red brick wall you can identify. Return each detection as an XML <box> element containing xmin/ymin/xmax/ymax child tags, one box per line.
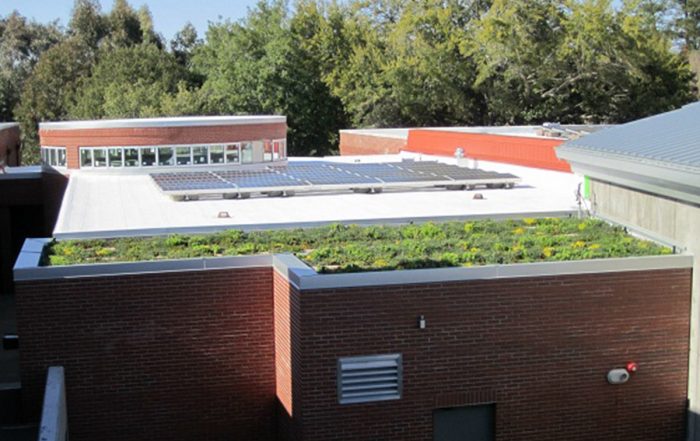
<box><xmin>16</xmin><ymin>264</ymin><xmax>692</xmax><ymax>441</ymax></box>
<box><xmin>39</xmin><ymin>123</ymin><xmax>287</xmax><ymax>169</ymax></box>
<box><xmin>292</xmin><ymin>269</ymin><xmax>691</xmax><ymax>441</ymax></box>
<box><xmin>339</xmin><ymin>132</ymin><xmax>406</xmax><ymax>156</ymax></box>
<box><xmin>0</xmin><ymin>125</ymin><xmax>21</xmax><ymax>167</ymax></box>
<box><xmin>274</xmin><ymin>271</ymin><xmax>303</xmax><ymax>441</ymax></box>
<box><xmin>407</xmin><ymin>130</ymin><xmax>571</xmax><ymax>172</ymax></box>
<box><xmin>15</xmin><ymin>267</ymin><xmax>277</xmax><ymax>441</ymax></box>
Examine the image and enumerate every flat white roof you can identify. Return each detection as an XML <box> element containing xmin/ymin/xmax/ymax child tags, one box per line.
<box><xmin>39</xmin><ymin>115</ymin><xmax>286</xmax><ymax>131</ymax></box>
<box><xmin>339</xmin><ymin>128</ymin><xmax>410</xmax><ymax>140</ymax></box>
<box><xmin>0</xmin><ymin>122</ymin><xmax>19</xmax><ymax>131</ymax></box>
<box><xmin>53</xmin><ymin>154</ymin><xmax>582</xmax><ymax>239</ymax></box>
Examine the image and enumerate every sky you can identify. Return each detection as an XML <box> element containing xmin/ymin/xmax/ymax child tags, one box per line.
<box><xmin>0</xmin><ymin>0</ymin><xmax>260</xmax><ymax>40</ymax></box>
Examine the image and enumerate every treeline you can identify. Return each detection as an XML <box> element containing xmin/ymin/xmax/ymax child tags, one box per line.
<box><xmin>1</xmin><ymin>0</ymin><xmax>698</xmax><ymax>164</ymax></box>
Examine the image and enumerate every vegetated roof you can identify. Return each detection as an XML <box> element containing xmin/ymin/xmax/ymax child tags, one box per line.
<box><xmin>45</xmin><ymin>218</ymin><xmax>670</xmax><ymax>273</ymax></box>
<box><xmin>39</xmin><ymin>115</ymin><xmax>286</xmax><ymax>131</ymax></box>
<box><xmin>560</xmin><ymin>102</ymin><xmax>700</xmax><ymax>171</ymax></box>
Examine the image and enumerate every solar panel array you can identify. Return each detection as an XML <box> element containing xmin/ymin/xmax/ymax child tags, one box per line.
<box><xmin>150</xmin><ymin>161</ymin><xmax>520</xmax><ymax>197</ymax></box>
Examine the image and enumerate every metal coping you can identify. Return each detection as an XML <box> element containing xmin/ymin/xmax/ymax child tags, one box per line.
<box><xmin>39</xmin><ymin>115</ymin><xmax>286</xmax><ymax>131</ymax></box>
<box><xmin>149</xmin><ymin>161</ymin><xmax>521</xmax><ymax>197</ymax></box>
<box><xmin>13</xmin><ymin>240</ymin><xmax>693</xmax><ymax>291</ymax></box>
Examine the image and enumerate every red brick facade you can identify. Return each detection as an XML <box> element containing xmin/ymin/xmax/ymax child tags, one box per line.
<box><xmin>15</xmin><ymin>264</ymin><xmax>691</xmax><ymax>441</ymax></box>
<box><xmin>39</xmin><ymin>123</ymin><xmax>287</xmax><ymax>169</ymax></box>
<box><xmin>15</xmin><ymin>267</ymin><xmax>277</xmax><ymax>441</ymax></box>
<box><xmin>339</xmin><ymin>132</ymin><xmax>406</xmax><ymax>156</ymax></box>
<box><xmin>292</xmin><ymin>269</ymin><xmax>691</xmax><ymax>441</ymax></box>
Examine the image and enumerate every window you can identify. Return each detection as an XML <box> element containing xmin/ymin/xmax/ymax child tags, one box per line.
<box><xmin>176</xmin><ymin>147</ymin><xmax>192</xmax><ymax>165</ymax></box>
<box><xmin>41</xmin><ymin>147</ymin><xmax>68</xmax><ymax>168</ymax></box>
<box><xmin>263</xmin><ymin>140</ymin><xmax>273</xmax><ymax>161</ymax></box>
<box><xmin>57</xmin><ymin>149</ymin><xmax>67</xmax><ymax>167</ymax></box>
<box><xmin>225</xmin><ymin>144</ymin><xmax>240</xmax><ymax>164</ymax></box>
<box><xmin>124</xmin><ymin>148</ymin><xmax>139</xmax><ymax>167</ymax></box>
<box><xmin>158</xmin><ymin>147</ymin><xmax>174</xmax><ymax>166</ymax></box>
<box><xmin>193</xmin><ymin>146</ymin><xmax>208</xmax><ymax>165</ymax></box>
<box><xmin>210</xmin><ymin>145</ymin><xmax>225</xmax><ymax>164</ymax></box>
<box><xmin>241</xmin><ymin>142</ymin><xmax>254</xmax><ymax>164</ymax></box>
<box><xmin>93</xmin><ymin>149</ymin><xmax>107</xmax><ymax>167</ymax></box>
<box><xmin>80</xmin><ymin>149</ymin><xmax>93</xmax><ymax>167</ymax></box>
<box><xmin>337</xmin><ymin>354</ymin><xmax>402</xmax><ymax>404</ymax></box>
<box><xmin>108</xmin><ymin>148</ymin><xmax>123</xmax><ymax>167</ymax></box>
<box><xmin>141</xmin><ymin>147</ymin><xmax>156</xmax><ymax>166</ymax></box>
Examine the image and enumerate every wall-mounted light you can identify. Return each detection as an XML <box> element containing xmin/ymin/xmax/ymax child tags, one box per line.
<box><xmin>418</xmin><ymin>315</ymin><xmax>426</xmax><ymax>330</ymax></box>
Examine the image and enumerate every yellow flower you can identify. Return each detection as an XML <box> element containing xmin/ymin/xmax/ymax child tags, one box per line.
<box><xmin>513</xmin><ymin>227</ymin><xmax>525</xmax><ymax>235</ymax></box>
<box><xmin>523</xmin><ymin>218</ymin><xmax>536</xmax><ymax>225</ymax></box>
<box><xmin>543</xmin><ymin>247</ymin><xmax>554</xmax><ymax>257</ymax></box>
<box><xmin>573</xmin><ymin>241</ymin><xmax>586</xmax><ymax>248</ymax></box>
<box><xmin>589</xmin><ymin>243</ymin><xmax>601</xmax><ymax>250</ymax></box>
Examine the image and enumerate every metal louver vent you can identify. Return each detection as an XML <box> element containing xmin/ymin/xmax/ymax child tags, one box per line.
<box><xmin>338</xmin><ymin>354</ymin><xmax>402</xmax><ymax>404</ymax></box>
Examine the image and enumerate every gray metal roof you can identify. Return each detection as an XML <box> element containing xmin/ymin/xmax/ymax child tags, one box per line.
<box><xmin>560</xmin><ymin>101</ymin><xmax>700</xmax><ymax>171</ymax></box>
<box><xmin>557</xmin><ymin>101</ymin><xmax>700</xmax><ymax>205</ymax></box>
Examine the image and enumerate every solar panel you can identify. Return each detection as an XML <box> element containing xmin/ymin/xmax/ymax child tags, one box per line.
<box><xmin>150</xmin><ymin>160</ymin><xmax>520</xmax><ymax>198</ymax></box>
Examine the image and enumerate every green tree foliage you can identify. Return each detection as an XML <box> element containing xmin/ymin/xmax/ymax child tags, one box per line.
<box><xmin>676</xmin><ymin>0</ymin><xmax>700</xmax><ymax>49</ymax></box>
<box><xmin>105</xmin><ymin>0</ymin><xmax>148</xmax><ymax>48</ymax></box>
<box><xmin>14</xmin><ymin>38</ymin><xmax>95</xmax><ymax>163</ymax></box>
<box><xmin>471</xmin><ymin>0</ymin><xmax>695</xmax><ymax>124</ymax></box>
<box><xmin>194</xmin><ymin>0</ymin><xmax>348</xmax><ymax>155</ymax></box>
<box><xmin>0</xmin><ymin>12</ymin><xmax>63</xmax><ymax>122</ymax></box>
<box><xmin>68</xmin><ymin>0</ymin><xmax>108</xmax><ymax>48</ymax></box>
<box><xmin>170</xmin><ymin>22</ymin><xmax>202</xmax><ymax>67</ymax></box>
<box><xmin>4</xmin><ymin>0</ymin><xmax>698</xmax><ymax>164</ymax></box>
<box><xmin>69</xmin><ymin>44</ymin><xmax>189</xmax><ymax>119</ymax></box>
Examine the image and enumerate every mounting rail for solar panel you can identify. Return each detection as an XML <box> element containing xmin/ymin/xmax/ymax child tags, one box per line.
<box><xmin>152</xmin><ymin>179</ymin><xmax>523</xmax><ymax>199</ymax></box>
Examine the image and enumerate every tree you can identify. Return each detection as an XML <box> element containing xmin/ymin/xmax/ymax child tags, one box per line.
<box><xmin>68</xmin><ymin>0</ymin><xmax>108</xmax><ymax>48</ymax></box>
<box><xmin>170</xmin><ymin>22</ymin><xmax>202</xmax><ymax>67</ymax></box>
<box><xmin>470</xmin><ymin>0</ymin><xmax>695</xmax><ymax>124</ymax></box>
<box><xmin>106</xmin><ymin>0</ymin><xmax>144</xmax><ymax>48</ymax></box>
<box><xmin>194</xmin><ymin>0</ymin><xmax>348</xmax><ymax>156</ymax></box>
<box><xmin>69</xmin><ymin>44</ymin><xmax>189</xmax><ymax>119</ymax></box>
<box><xmin>0</xmin><ymin>12</ymin><xmax>63</xmax><ymax>121</ymax></box>
<box><xmin>14</xmin><ymin>38</ymin><xmax>94</xmax><ymax>163</ymax></box>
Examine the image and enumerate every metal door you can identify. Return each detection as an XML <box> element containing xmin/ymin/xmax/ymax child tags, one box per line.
<box><xmin>433</xmin><ymin>405</ymin><xmax>495</xmax><ymax>441</ymax></box>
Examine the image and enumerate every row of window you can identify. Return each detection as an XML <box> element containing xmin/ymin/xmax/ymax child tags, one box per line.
<box><xmin>40</xmin><ymin>140</ymin><xmax>287</xmax><ymax>169</ymax></box>
<box><xmin>41</xmin><ymin>147</ymin><xmax>67</xmax><ymax>167</ymax></box>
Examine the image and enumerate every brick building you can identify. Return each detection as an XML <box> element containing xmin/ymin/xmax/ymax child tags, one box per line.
<box><xmin>339</xmin><ymin>125</ymin><xmax>610</xmax><ymax>172</ymax></box>
<box><xmin>6</xmin><ymin>113</ymin><xmax>696</xmax><ymax>441</ymax></box>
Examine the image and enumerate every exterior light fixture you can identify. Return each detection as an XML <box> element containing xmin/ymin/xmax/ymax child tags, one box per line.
<box><xmin>418</xmin><ymin>315</ymin><xmax>426</xmax><ymax>329</ymax></box>
<box><xmin>473</xmin><ymin>193</ymin><xmax>485</xmax><ymax>200</ymax></box>
<box><xmin>217</xmin><ymin>211</ymin><xmax>231</xmax><ymax>219</ymax></box>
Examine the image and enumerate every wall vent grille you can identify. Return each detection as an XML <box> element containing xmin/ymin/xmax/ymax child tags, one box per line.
<box><xmin>337</xmin><ymin>354</ymin><xmax>402</xmax><ymax>404</ymax></box>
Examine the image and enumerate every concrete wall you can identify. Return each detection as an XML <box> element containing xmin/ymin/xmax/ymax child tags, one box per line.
<box><xmin>589</xmin><ymin>178</ymin><xmax>700</xmax><ymax>439</ymax></box>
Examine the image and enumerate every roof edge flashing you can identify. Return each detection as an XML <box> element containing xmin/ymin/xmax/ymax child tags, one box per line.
<box><xmin>14</xmin><ymin>239</ymin><xmax>691</xmax><ymax>289</ymax></box>
<box><xmin>39</xmin><ymin>115</ymin><xmax>287</xmax><ymax>131</ymax></box>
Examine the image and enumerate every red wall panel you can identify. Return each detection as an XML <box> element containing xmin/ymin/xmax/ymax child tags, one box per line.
<box><xmin>407</xmin><ymin>130</ymin><xmax>571</xmax><ymax>172</ymax></box>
